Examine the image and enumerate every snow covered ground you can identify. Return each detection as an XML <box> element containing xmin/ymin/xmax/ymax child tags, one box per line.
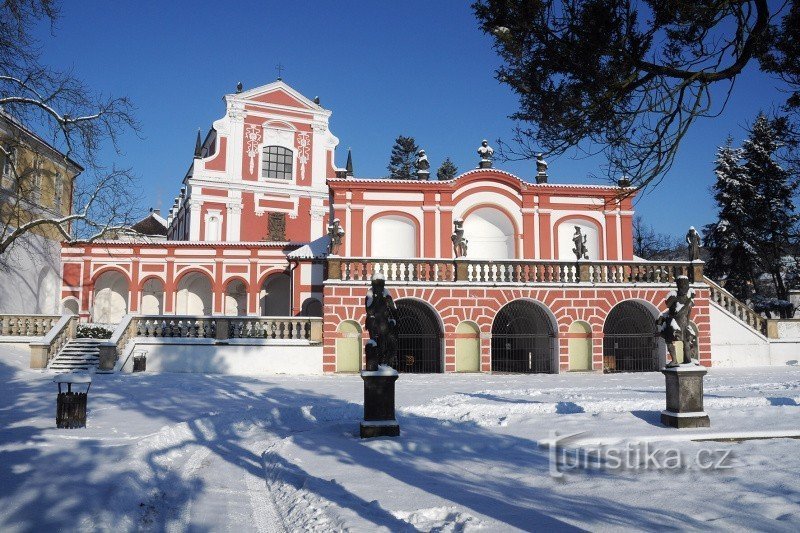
<box><xmin>1</xmin><ymin>342</ymin><xmax>799</xmax><ymax>531</ymax></box>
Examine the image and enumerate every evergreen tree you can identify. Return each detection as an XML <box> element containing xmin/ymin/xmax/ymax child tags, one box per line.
<box><xmin>387</xmin><ymin>135</ymin><xmax>418</xmax><ymax>180</ymax></box>
<box><xmin>704</xmin><ymin>115</ymin><xmax>800</xmax><ymax>303</ymax></box>
<box><xmin>741</xmin><ymin>114</ymin><xmax>799</xmax><ymax>301</ymax></box>
<box><xmin>436</xmin><ymin>157</ymin><xmax>458</xmax><ymax>181</ymax></box>
<box><xmin>703</xmin><ymin>139</ymin><xmax>759</xmax><ymax>301</ymax></box>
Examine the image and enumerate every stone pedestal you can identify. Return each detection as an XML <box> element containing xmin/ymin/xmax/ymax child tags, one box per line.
<box><xmin>478</xmin><ymin>160</ymin><xmax>492</xmax><ymax>169</ymax></box>
<box><xmin>661</xmin><ymin>365</ymin><xmax>710</xmax><ymax>428</ymax></box>
<box><xmin>360</xmin><ymin>366</ymin><xmax>400</xmax><ymax>438</ymax></box>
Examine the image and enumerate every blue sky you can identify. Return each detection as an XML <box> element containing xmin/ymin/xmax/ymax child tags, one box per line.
<box><xmin>31</xmin><ymin>1</ymin><xmax>790</xmax><ymax>237</ymax></box>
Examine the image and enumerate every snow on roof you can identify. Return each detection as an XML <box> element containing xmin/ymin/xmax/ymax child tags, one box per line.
<box><xmin>328</xmin><ymin>167</ymin><xmax>632</xmax><ymax>191</ymax></box>
<box><xmin>287</xmin><ymin>235</ymin><xmax>331</xmax><ymax>259</ymax></box>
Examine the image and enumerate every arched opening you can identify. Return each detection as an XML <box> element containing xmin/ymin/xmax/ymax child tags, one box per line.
<box><xmin>370</xmin><ymin>214</ymin><xmax>417</xmax><ymax>258</ymax></box>
<box><xmin>463</xmin><ymin>206</ymin><xmax>516</xmax><ymax>259</ymax></box>
<box><xmin>568</xmin><ymin>321</ymin><xmax>593</xmax><ymax>371</ymax></box>
<box><xmin>491</xmin><ymin>300</ymin><xmax>557</xmax><ymax>373</ymax></box>
<box><xmin>225</xmin><ymin>279</ymin><xmax>248</xmax><ymax>316</ymax></box>
<box><xmin>140</xmin><ymin>278</ymin><xmax>164</xmax><ymax>315</ymax></box>
<box><xmin>394</xmin><ymin>299</ymin><xmax>443</xmax><ymax>373</ymax></box>
<box><xmin>455</xmin><ymin>321</ymin><xmax>481</xmax><ymax>372</ymax></box>
<box><xmin>260</xmin><ymin>273</ymin><xmax>290</xmax><ymax>316</ymax></box>
<box><xmin>36</xmin><ymin>266</ymin><xmax>59</xmax><ymax>314</ymax></box>
<box><xmin>336</xmin><ymin>320</ymin><xmax>362</xmax><ymax>372</ymax></box>
<box><xmin>301</xmin><ymin>297</ymin><xmax>323</xmax><ymax>317</ymax></box>
<box><xmin>603</xmin><ymin>300</ymin><xmax>660</xmax><ymax>372</ymax></box>
<box><xmin>176</xmin><ymin>271</ymin><xmax>213</xmax><ymax>315</ymax></box>
<box><xmin>62</xmin><ymin>298</ymin><xmax>79</xmax><ymax>315</ymax></box>
<box><xmin>92</xmin><ymin>270</ymin><xmax>129</xmax><ymax>323</ymax></box>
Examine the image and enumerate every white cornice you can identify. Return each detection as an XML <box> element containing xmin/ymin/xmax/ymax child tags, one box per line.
<box><xmin>188</xmin><ymin>175</ymin><xmax>328</xmax><ymax>200</ymax></box>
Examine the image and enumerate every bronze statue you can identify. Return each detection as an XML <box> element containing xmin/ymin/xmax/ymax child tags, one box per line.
<box><xmin>451</xmin><ymin>219</ymin><xmax>468</xmax><ymax>258</ymax></box>
<box><xmin>572</xmin><ymin>226</ymin><xmax>588</xmax><ymax>260</ymax></box>
<box><xmin>364</xmin><ymin>272</ymin><xmax>398</xmax><ymax>370</ymax></box>
<box><xmin>686</xmin><ymin>226</ymin><xmax>702</xmax><ymax>261</ymax></box>
<box><xmin>327</xmin><ymin>218</ymin><xmax>345</xmax><ymax>255</ymax></box>
<box><xmin>657</xmin><ymin>276</ymin><xmax>699</xmax><ymax>366</ymax></box>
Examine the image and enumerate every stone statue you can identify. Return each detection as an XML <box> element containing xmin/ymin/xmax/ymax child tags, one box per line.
<box><xmin>686</xmin><ymin>226</ymin><xmax>702</xmax><ymax>262</ymax></box>
<box><xmin>535</xmin><ymin>153</ymin><xmax>548</xmax><ymax>183</ymax></box>
<box><xmin>657</xmin><ymin>276</ymin><xmax>699</xmax><ymax>367</ymax></box>
<box><xmin>477</xmin><ymin>140</ymin><xmax>494</xmax><ymax>168</ymax></box>
<box><xmin>414</xmin><ymin>149</ymin><xmax>430</xmax><ymax>180</ymax></box>
<box><xmin>572</xmin><ymin>226</ymin><xmax>588</xmax><ymax>260</ymax></box>
<box><xmin>364</xmin><ymin>272</ymin><xmax>398</xmax><ymax>370</ymax></box>
<box><xmin>327</xmin><ymin>218</ymin><xmax>345</xmax><ymax>255</ymax></box>
<box><xmin>451</xmin><ymin>219</ymin><xmax>468</xmax><ymax>258</ymax></box>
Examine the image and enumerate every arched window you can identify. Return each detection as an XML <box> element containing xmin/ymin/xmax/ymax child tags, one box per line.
<box><xmin>262</xmin><ymin>146</ymin><xmax>293</xmax><ymax>180</ymax></box>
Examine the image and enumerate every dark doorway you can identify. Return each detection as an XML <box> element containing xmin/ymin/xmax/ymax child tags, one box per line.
<box><xmin>394</xmin><ymin>299</ymin><xmax>443</xmax><ymax>373</ymax></box>
<box><xmin>491</xmin><ymin>300</ymin><xmax>556</xmax><ymax>373</ymax></box>
<box><xmin>603</xmin><ymin>300</ymin><xmax>659</xmax><ymax>372</ymax></box>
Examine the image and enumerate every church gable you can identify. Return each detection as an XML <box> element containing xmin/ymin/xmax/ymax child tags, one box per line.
<box><xmin>238</xmin><ymin>82</ymin><xmax>320</xmax><ymax>111</ymax></box>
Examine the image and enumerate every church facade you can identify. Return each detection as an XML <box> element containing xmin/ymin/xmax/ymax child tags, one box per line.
<box><xmin>60</xmin><ymin>80</ymin><xmax>710</xmax><ymax>374</ymax></box>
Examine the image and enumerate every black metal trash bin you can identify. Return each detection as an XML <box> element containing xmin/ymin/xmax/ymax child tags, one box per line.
<box><xmin>54</xmin><ymin>374</ymin><xmax>92</xmax><ymax>429</ymax></box>
<box><xmin>132</xmin><ymin>351</ymin><xmax>146</xmax><ymax>372</ymax></box>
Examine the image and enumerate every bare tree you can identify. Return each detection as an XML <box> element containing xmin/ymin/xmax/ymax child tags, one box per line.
<box><xmin>0</xmin><ymin>0</ymin><xmax>140</xmax><ymax>256</ymax></box>
<box><xmin>632</xmin><ymin>216</ymin><xmax>681</xmax><ymax>260</ymax></box>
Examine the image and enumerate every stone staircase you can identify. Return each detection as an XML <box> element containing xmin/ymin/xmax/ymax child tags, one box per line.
<box><xmin>48</xmin><ymin>338</ymin><xmax>103</xmax><ymax>372</ymax></box>
<box><xmin>705</xmin><ymin>276</ymin><xmax>767</xmax><ymax>336</ymax></box>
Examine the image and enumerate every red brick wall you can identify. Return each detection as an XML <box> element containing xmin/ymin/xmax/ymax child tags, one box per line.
<box><xmin>323</xmin><ymin>284</ymin><xmax>711</xmax><ymax>373</ymax></box>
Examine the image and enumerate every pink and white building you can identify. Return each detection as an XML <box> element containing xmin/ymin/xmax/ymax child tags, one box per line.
<box><xmin>60</xmin><ymin>80</ymin><xmax>712</xmax><ymax>374</ymax></box>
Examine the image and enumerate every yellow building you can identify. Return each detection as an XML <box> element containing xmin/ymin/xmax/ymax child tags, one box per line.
<box><xmin>0</xmin><ymin>109</ymin><xmax>82</xmax><ymax>313</ymax></box>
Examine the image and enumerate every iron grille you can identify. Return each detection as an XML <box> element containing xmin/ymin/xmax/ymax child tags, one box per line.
<box><xmin>603</xmin><ymin>300</ymin><xmax>659</xmax><ymax>373</ymax></box>
<box><xmin>491</xmin><ymin>300</ymin><xmax>556</xmax><ymax>373</ymax></box>
<box><xmin>602</xmin><ymin>334</ymin><xmax>657</xmax><ymax>372</ymax></box>
<box><xmin>394</xmin><ymin>299</ymin><xmax>443</xmax><ymax>373</ymax></box>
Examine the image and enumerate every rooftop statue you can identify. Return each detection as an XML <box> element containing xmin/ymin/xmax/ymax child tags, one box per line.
<box><xmin>536</xmin><ymin>153</ymin><xmax>548</xmax><ymax>183</ymax></box>
<box><xmin>415</xmin><ymin>149</ymin><xmax>430</xmax><ymax>180</ymax></box>
<box><xmin>478</xmin><ymin>140</ymin><xmax>494</xmax><ymax>168</ymax></box>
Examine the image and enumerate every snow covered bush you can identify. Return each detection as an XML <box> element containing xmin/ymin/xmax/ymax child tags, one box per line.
<box><xmin>76</xmin><ymin>324</ymin><xmax>114</xmax><ymax>339</ymax></box>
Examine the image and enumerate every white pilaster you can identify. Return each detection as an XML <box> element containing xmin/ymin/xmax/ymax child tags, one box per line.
<box><xmin>189</xmin><ymin>200</ymin><xmax>202</xmax><ymax>241</ymax></box>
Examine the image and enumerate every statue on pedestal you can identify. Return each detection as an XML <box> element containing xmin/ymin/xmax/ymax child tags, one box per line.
<box><xmin>535</xmin><ymin>153</ymin><xmax>548</xmax><ymax>183</ymax></box>
<box><xmin>477</xmin><ymin>140</ymin><xmax>494</xmax><ymax>168</ymax></box>
<box><xmin>364</xmin><ymin>272</ymin><xmax>398</xmax><ymax>370</ymax></box>
<box><xmin>686</xmin><ymin>226</ymin><xmax>702</xmax><ymax>262</ymax></box>
<box><xmin>657</xmin><ymin>276</ymin><xmax>699</xmax><ymax>367</ymax></box>
<box><xmin>451</xmin><ymin>219</ymin><xmax>468</xmax><ymax>258</ymax></box>
<box><xmin>414</xmin><ymin>149</ymin><xmax>430</xmax><ymax>180</ymax></box>
<box><xmin>572</xmin><ymin>226</ymin><xmax>588</xmax><ymax>260</ymax></box>
<box><xmin>327</xmin><ymin>218</ymin><xmax>345</xmax><ymax>255</ymax></box>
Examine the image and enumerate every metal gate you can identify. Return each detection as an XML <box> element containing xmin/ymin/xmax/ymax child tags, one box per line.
<box><xmin>491</xmin><ymin>300</ymin><xmax>556</xmax><ymax>373</ymax></box>
<box><xmin>603</xmin><ymin>301</ymin><xmax>658</xmax><ymax>373</ymax></box>
<box><xmin>394</xmin><ymin>299</ymin><xmax>443</xmax><ymax>373</ymax></box>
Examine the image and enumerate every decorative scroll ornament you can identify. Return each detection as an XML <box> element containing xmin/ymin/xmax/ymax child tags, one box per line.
<box><xmin>296</xmin><ymin>132</ymin><xmax>310</xmax><ymax>181</ymax></box>
<box><xmin>245</xmin><ymin>124</ymin><xmax>262</xmax><ymax>174</ymax></box>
